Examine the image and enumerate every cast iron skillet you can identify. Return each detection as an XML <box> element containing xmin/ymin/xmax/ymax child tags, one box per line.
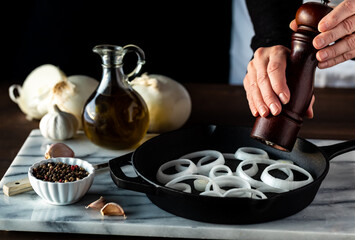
<box><xmin>109</xmin><ymin>125</ymin><xmax>355</xmax><ymax>224</ymax></box>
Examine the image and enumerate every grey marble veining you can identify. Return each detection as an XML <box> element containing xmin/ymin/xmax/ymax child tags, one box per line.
<box><xmin>0</xmin><ymin>130</ymin><xmax>355</xmax><ymax>240</ymax></box>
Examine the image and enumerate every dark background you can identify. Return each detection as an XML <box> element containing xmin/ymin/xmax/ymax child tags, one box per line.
<box><xmin>4</xmin><ymin>0</ymin><xmax>232</xmax><ymax>84</ymax></box>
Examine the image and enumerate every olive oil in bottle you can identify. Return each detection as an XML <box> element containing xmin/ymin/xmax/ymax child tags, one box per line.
<box><xmin>82</xmin><ymin>44</ymin><xmax>149</xmax><ymax>149</ymax></box>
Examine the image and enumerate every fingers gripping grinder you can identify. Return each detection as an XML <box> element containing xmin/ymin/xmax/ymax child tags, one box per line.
<box><xmin>250</xmin><ymin>2</ymin><xmax>332</xmax><ymax>151</ymax></box>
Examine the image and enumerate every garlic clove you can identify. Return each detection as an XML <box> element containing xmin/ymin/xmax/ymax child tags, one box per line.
<box><xmin>100</xmin><ymin>202</ymin><xmax>125</xmax><ymax>216</ymax></box>
<box><xmin>85</xmin><ymin>196</ymin><xmax>107</xmax><ymax>210</ymax></box>
<box><xmin>45</xmin><ymin>143</ymin><xmax>75</xmax><ymax>159</ymax></box>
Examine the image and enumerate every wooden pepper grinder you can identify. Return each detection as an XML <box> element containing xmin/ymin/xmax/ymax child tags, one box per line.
<box><xmin>250</xmin><ymin>2</ymin><xmax>332</xmax><ymax>151</ymax></box>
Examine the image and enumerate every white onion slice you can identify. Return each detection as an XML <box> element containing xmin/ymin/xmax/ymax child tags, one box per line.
<box><xmin>275</xmin><ymin>159</ymin><xmax>295</xmax><ymax>183</ymax></box>
<box><xmin>260</xmin><ymin>163</ymin><xmax>314</xmax><ymax>191</ymax></box>
<box><xmin>180</xmin><ymin>150</ymin><xmax>225</xmax><ymax>176</ymax></box>
<box><xmin>205</xmin><ymin>175</ymin><xmax>251</xmax><ymax>194</ymax></box>
<box><xmin>235</xmin><ymin>147</ymin><xmax>269</xmax><ymax>176</ymax></box>
<box><xmin>193</xmin><ymin>179</ymin><xmax>209</xmax><ymax>192</ymax></box>
<box><xmin>200</xmin><ymin>190</ymin><xmax>223</xmax><ymax>197</ymax></box>
<box><xmin>237</xmin><ymin>161</ymin><xmax>259</xmax><ymax>177</ymax></box>
<box><xmin>222</xmin><ymin>153</ymin><xmax>257</xmax><ymax>177</ymax></box>
<box><xmin>156</xmin><ymin>159</ymin><xmax>197</xmax><ymax>184</ymax></box>
<box><xmin>256</xmin><ymin>185</ymin><xmax>288</xmax><ymax>193</ymax></box>
<box><xmin>236</xmin><ymin>159</ymin><xmax>294</xmax><ymax>188</ymax></box>
<box><xmin>235</xmin><ymin>147</ymin><xmax>269</xmax><ymax>160</ymax></box>
<box><xmin>167</xmin><ymin>182</ymin><xmax>192</xmax><ymax>193</ymax></box>
<box><xmin>165</xmin><ymin>174</ymin><xmax>220</xmax><ymax>193</ymax></box>
<box><xmin>209</xmin><ymin>164</ymin><xmax>233</xmax><ymax>179</ymax></box>
<box><xmin>223</xmin><ymin>188</ymin><xmax>267</xmax><ymax>199</ymax></box>
<box><xmin>157</xmin><ymin>147</ymin><xmax>312</xmax><ymax>198</ymax></box>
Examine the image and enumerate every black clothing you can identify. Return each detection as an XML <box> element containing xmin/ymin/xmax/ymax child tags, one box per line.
<box><xmin>4</xmin><ymin>0</ymin><xmax>304</xmax><ymax>84</ymax></box>
<box><xmin>246</xmin><ymin>0</ymin><xmax>303</xmax><ymax>52</ymax></box>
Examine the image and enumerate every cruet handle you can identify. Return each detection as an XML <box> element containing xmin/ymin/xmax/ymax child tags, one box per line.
<box><xmin>123</xmin><ymin>44</ymin><xmax>146</xmax><ymax>80</ymax></box>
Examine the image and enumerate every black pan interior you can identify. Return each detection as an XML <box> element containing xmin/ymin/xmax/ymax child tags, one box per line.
<box><xmin>111</xmin><ymin>125</ymin><xmax>332</xmax><ymax>223</ymax></box>
<box><xmin>133</xmin><ymin>125</ymin><xmax>328</xmax><ymax>190</ymax></box>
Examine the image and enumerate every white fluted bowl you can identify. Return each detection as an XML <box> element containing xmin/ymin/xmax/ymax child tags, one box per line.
<box><xmin>28</xmin><ymin>157</ymin><xmax>95</xmax><ymax>205</ymax></box>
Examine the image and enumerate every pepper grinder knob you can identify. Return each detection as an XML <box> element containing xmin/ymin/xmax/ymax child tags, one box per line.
<box><xmin>296</xmin><ymin>2</ymin><xmax>333</xmax><ymax>31</ymax></box>
<box><xmin>250</xmin><ymin>2</ymin><xmax>332</xmax><ymax>151</ymax></box>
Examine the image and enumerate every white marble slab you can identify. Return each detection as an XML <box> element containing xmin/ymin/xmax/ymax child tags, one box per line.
<box><xmin>1</xmin><ymin>130</ymin><xmax>355</xmax><ymax>240</ymax></box>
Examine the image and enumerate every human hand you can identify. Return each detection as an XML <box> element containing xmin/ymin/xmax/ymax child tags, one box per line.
<box><xmin>291</xmin><ymin>0</ymin><xmax>355</xmax><ymax>68</ymax></box>
<box><xmin>244</xmin><ymin>0</ymin><xmax>355</xmax><ymax>119</ymax></box>
<box><xmin>243</xmin><ymin>46</ymin><xmax>315</xmax><ymax>118</ymax></box>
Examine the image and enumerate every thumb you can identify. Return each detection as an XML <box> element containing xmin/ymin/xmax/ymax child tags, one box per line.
<box><xmin>289</xmin><ymin>19</ymin><xmax>298</xmax><ymax>32</ymax></box>
<box><xmin>305</xmin><ymin>95</ymin><xmax>315</xmax><ymax>119</ymax></box>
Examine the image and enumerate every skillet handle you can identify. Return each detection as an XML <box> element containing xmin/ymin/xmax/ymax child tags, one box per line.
<box><xmin>319</xmin><ymin>139</ymin><xmax>355</xmax><ymax>161</ymax></box>
<box><xmin>109</xmin><ymin>153</ymin><xmax>156</xmax><ymax>195</ymax></box>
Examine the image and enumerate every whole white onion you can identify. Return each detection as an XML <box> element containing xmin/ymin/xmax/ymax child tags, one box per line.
<box><xmin>9</xmin><ymin>64</ymin><xmax>66</xmax><ymax>120</ymax></box>
<box><xmin>131</xmin><ymin>73</ymin><xmax>191</xmax><ymax>133</ymax></box>
<box><xmin>9</xmin><ymin>64</ymin><xmax>99</xmax><ymax>128</ymax></box>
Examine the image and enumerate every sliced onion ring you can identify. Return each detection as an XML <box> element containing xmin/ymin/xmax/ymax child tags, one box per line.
<box><xmin>209</xmin><ymin>164</ymin><xmax>233</xmax><ymax>179</ymax></box>
<box><xmin>205</xmin><ymin>175</ymin><xmax>251</xmax><ymax>194</ymax></box>
<box><xmin>256</xmin><ymin>185</ymin><xmax>288</xmax><ymax>194</ymax></box>
<box><xmin>156</xmin><ymin>159</ymin><xmax>197</xmax><ymax>184</ymax></box>
<box><xmin>235</xmin><ymin>147</ymin><xmax>270</xmax><ymax>177</ymax></box>
<box><xmin>165</xmin><ymin>174</ymin><xmax>220</xmax><ymax>193</ymax></box>
<box><xmin>200</xmin><ymin>190</ymin><xmax>223</xmax><ymax>197</ymax></box>
<box><xmin>223</xmin><ymin>188</ymin><xmax>267</xmax><ymax>199</ymax></box>
<box><xmin>235</xmin><ymin>147</ymin><xmax>269</xmax><ymax>160</ymax></box>
<box><xmin>193</xmin><ymin>179</ymin><xmax>209</xmax><ymax>192</ymax></box>
<box><xmin>167</xmin><ymin>183</ymin><xmax>192</xmax><ymax>193</ymax></box>
<box><xmin>236</xmin><ymin>159</ymin><xmax>294</xmax><ymax>188</ymax></box>
<box><xmin>260</xmin><ymin>163</ymin><xmax>314</xmax><ymax>191</ymax></box>
<box><xmin>180</xmin><ymin>150</ymin><xmax>225</xmax><ymax>176</ymax></box>
<box><xmin>222</xmin><ymin>153</ymin><xmax>258</xmax><ymax>177</ymax></box>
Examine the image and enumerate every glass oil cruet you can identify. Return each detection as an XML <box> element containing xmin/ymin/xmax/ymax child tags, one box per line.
<box><xmin>82</xmin><ymin>44</ymin><xmax>149</xmax><ymax>149</ymax></box>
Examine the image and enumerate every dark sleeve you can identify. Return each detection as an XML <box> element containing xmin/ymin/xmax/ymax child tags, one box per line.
<box><xmin>245</xmin><ymin>0</ymin><xmax>303</xmax><ymax>52</ymax></box>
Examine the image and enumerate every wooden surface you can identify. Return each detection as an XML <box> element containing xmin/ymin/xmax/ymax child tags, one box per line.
<box><xmin>1</xmin><ymin>81</ymin><xmax>355</xmax><ymax>239</ymax></box>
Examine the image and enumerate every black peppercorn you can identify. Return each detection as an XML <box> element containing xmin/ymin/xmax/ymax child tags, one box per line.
<box><xmin>32</xmin><ymin>162</ymin><xmax>89</xmax><ymax>182</ymax></box>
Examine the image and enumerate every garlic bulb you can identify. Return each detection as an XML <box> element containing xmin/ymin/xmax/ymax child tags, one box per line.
<box><xmin>9</xmin><ymin>64</ymin><xmax>66</xmax><ymax>120</ymax></box>
<box><xmin>48</xmin><ymin>75</ymin><xmax>98</xmax><ymax>129</ymax></box>
<box><xmin>40</xmin><ymin>105</ymin><xmax>79</xmax><ymax>140</ymax></box>
<box><xmin>131</xmin><ymin>73</ymin><xmax>191</xmax><ymax>133</ymax></box>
